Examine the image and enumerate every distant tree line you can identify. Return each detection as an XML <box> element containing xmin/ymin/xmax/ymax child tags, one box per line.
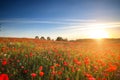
<box><xmin>35</xmin><ymin>36</ymin><xmax>68</xmax><ymax>41</ymax></box>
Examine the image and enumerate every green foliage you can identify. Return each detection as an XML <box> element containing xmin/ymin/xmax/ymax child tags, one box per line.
<box><xmin>35</xmin><ymin>36</ymin><xmax>39</xmax><ymax>39</ymax></box>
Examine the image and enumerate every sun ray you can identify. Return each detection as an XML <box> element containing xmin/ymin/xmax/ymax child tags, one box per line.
<box><xmin>88</xmin><ymin>29</ymin><xmax>109</xmax><ymax>39</ymax></box>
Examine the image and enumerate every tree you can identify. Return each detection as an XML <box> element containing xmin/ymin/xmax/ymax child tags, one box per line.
<box><xmin>40</xmin><ymin>36</ymin><xmax>46</xmax><ymax>40</ymax></box>
<box><xmin>56</xmin><ymin>37</ymin><xmax>63</xmax><ymax>41</ymax></box>
<box><xmin>47</xmin><ymin>37</ymin><xmax>51</xmax><ymax>40</ymax></box>
<box><xmin>35</xmin><ymin>36</ymin><xmax>39</xmax><ymax>39</ymax></box>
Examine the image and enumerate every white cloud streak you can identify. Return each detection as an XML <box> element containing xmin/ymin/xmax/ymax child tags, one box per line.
<box><xmin>0</xmin><ymin>18</ymin><xmax>120</xmax><ymax>31</ymax></box>
<box><xmin>0</xmin><ymin>18</ymin><xmax>96</xmax><ymax>25</ymax></box>
<box><xmin>57</xmin><ymin>22</ymin><xmax>120</xmax><ymax>31</ymax></box>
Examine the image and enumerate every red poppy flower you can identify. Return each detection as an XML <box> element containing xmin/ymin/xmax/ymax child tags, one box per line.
<box><xmin>2</xmin><ymin>60</ymin><xmax>7</xmax><ymax>66</ymax></box>
<box><xmin>63</xmin><ymin>61</ymin><xmax>68</xmax><ymax>66</ymax></box>
<box><xmin>51</xmin><ymin>71</ymin><xmax>56</xmax><ymax>75</ymax></box>
<box><xmin>0</xmin><ymin>74</ymin><xmax>9</xmax><ymax>80</ymax></box>
<box><xmin>50</xmin><ymin>66</ymin><xmax>54</xmax><ymax>70</ymax></box>
<box><xmin>85</xmin><ymin>73</ymin><xmax>95</xmax><ymax>80</ymax></box>
<box><xmin>23</xmin><ymin>70</ymin><xmax>28</xmax><ymax>74</ymax></box>
<box><xmin>30</xmin><ymin>52</ymin><xmax>33</xmax><ymax>57</ymax></box>
<box><xmin>39</xmin><ymin>72</ymin><xmax>44</xmax><ymax>77</ymax></box>
<box><xmin>56</xmin><ymin>63</ymin><xmax>60</xmax><ymax>67</ymax></box>
<box><xmin>57</xmin><ymin>71</ymin><xmax>62</xmax><ymax>75</ymax></box>
<box><xmin>105</xmin><ymin>65</ymin><xmax>117</xmax><ymax>72</ymax></box>
<box><xmin>1</xmin><ymin>47</ymin><xmax>6</xmax><ymax>52</ymax></box>
<box><xmin>31</xmin><ymin>73</ymin><xmax>37</xmax><ymax>77</ymax></box>
<box><xmin>39</xmin><ymin>66</ymin><xmax>43</xmax><ymax>71</ymax></box>
<box><xmin>84</xmin><ymin>57</ymin><xmax>90</xmax><ymax>65</ymax></box>
<box><xmin>88</xmin><ymin>77</ymin><xmax>96</xmax><ymax>80</ymax></box>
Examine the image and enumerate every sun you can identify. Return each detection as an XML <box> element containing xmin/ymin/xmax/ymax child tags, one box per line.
<box><xmin>88</xmin><ymin>29</ymin><xmax>109</xmax><ymax>39</ymax></box>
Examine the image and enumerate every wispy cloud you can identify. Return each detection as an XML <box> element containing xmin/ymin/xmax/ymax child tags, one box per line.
<box><xmin>57</xmin><ymin>22</ymin><xmax>120</xmax><ymax>31</ymax></box>
<box><xmin>57</xmin><ymin>19</ymin><xmax>96</xmax><ymax>22</ymax></box>
<box><xmin>0</xmin><ymin>19</ymin><xmax>64</xmax><ymax>24</ymax></box>
<box><xmin>1</xmin><ymin>18</ymin><xmax>120</xmax><ymax>31</ymax></box>
<box><xmin>0</xmin><ymin>18</ymin><xmax>96</xmax><ymax>25</ymax></box>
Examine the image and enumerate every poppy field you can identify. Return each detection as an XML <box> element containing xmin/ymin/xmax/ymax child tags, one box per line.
<box><xmin>0</xmin><ymin>38</ymin><xmax>120</xmax><ymax>80</ymax></box>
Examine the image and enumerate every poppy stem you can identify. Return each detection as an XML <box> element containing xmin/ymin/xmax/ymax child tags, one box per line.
<box><xmin>32</xmin><ymin>77</ymin><xmax>34</xmax><ymax>80</ymax></box>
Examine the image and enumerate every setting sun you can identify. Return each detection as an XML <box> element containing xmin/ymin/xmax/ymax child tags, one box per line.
<box><xmin>88</xmin><ymin>29</ymin><xmax>109</xmax><ymax>39</ymax></box>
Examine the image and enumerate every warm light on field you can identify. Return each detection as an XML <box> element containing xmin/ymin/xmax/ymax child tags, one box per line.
<box><xmin>88</xmin><ymin>29</ymin><xmax>109</xmax><ymax>39</ymax></box>
<box><xmin>0</xmin><ymin>38</ymin><xmax>120</xmax><ymax>80</ymax></box>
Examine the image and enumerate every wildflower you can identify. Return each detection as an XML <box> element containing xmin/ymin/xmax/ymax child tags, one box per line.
<box><xmin>25</xmin><ymin>54</ymin><xmax>28</xmax><ymax>58</ymax></box>
<box><xmin>30</xmin><ymin>52</ymin><xmax>33</xmax><ymax>57</ymax></box>
<box><xmin>63</xmin><ymin>61</ymin><xmax>68</xmax><ymax>66</ymax></box>
<box><xmin>76</xmin><ymin>67</ymin><xmax>80</xmax><ymax>71</ymax></box>
<box><xmin>76</xmin><ymin>61</ymin><xmax>81</xmax><ymax>65</ymax></box>
<box><xmin>73</xmin><ymin>58</ymin><xmax>81</xmax><ymax>65</ymax></box>
<box><xmin>66</xmin><ymin>78</ymin><xmax>70</xmax><ymax>80</ymax></box>
<box><xmin>105</xmin><ymin>65</ymin><xmax>117</xmax><ymax>72</ymax></box>
<box><xmin>50</xmin><ymin>66</ymin><xmax>54</xmax><ymax>70</ymax></box>
<box><xmin>23</xmin><ymin>70</ymin><xmax>28</xmax><ymax>74</ymax></box>
<box><xmin>56</xmin><ymin>63</ymin><xmax>60</xmax><ymax>67</ymax></box>
<box><xmin>1</xmin><ymin>47</ymin><xmax>5</xmax><ymax>52</ymax></box>
<box><xmin>39</xmin><ymin>72</ymin><xmax>44</xmax><ymax>77</ymax></box>
<box><xmin>2</xmin><ymin>60</ymin><xmax>7</xmax><ymax>66</ymax></box>
<box><xmin>84</xmin><ymin>57</ymin><xmax>90</xmax><ymax>65</ymax></box>
<box><xmin>102</xmin><ymin>73</ymin><xmax>109</xmax><ymax>76</ymax></box>
<box><xmin>51</xmin><ymin>71</ymin><xmax>56</xmax><ymax>75</ymax></box>
<box><xmin>57</xmin><ymin>71</ymin><xmax>62</xmax><ymax>75</ymax></box>
<box><xmin>88</xmin><ymin>77</ymin><xmax>96</xmax><ymax>80</ymax></box>
<box><xmin>31</xmin><ymin>73</ymin><xmax>37</xmax><ymax>77</ymax></box>
<box><xmin>85</xmin><ymin>73</ymin><xmax>93</xmax><ymax>78</ymax></box>
<box><xmin>16</xmin><ymin>60</ymin><xmax>20</xmax><ymax>63</ymax></box>
<box><xmin>39</xmin><ymin>66</ymin><xmax>43</xmax><ymax>71</ymax></box>
<box><xmin>101</xmin><ymin>78</ymin><xmax>107</xmax><ymax>80</ymax></box>
<box><xmin>72</xmin><ymin>67</ymin><xmax>75</xmax><ymax>72</ymax></box>
<box><xmin>21</xmin><ymin>66</ymin><xmax>24</xmax><ymax>69</ymax></box>
<box><xmin>85</xmin><ymin>73</ymin><xmax>95</xmax><ymax>80</ymax></box>
<box><xmin>73</xmin><ymin>58</ymin><xmax>78</xmax><ymax>63</ymax></box>
<box><xmin>0</xmin><ymin>74</ymin><xmax>9</xmax><ymax>80</ymax></box>
<box><xmin>93</xmin><ymin>65</ymin><xmax>98</xmax><ymax>72</ymax></box>
<box><xmin>61</xmin><ymin>67</ymin><xmax>64</xmax><ymax>71</ymax></box>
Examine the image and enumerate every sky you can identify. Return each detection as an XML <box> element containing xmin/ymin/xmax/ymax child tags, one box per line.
<box><xmin>0</xmin><ymin>0</ymin><xmax>120</xmax><ymax>40</ymax></box>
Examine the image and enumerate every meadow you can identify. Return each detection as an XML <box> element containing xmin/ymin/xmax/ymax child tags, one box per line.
<box><xmin>0</xmin><ymin>38</ymin><xmax>120</xmax><ymax>80</ymax></box>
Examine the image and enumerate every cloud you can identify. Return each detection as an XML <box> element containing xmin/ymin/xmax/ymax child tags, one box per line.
<box><xmin>0</xmin><ymin>19</ymin><xmax>63</xmax><ymax>24</ymax></box>
<box><xmin>0</xmin><ymin>18</ymin><xmax>96</xmax><ymax>25</ymax></box>
<box><xmin>57</xmin><ymin>22</ymin><xmax>120</xmax><ymax>31</ymax></box>
<box><xmin>1</xmin><ymin>18</ymin><xmax>120</xmax><ymax>31</ymax></box>
<box><xmin>58</xmin><ymin>19</ymin><xmax>96</xmax><ymax>22</ymax></box>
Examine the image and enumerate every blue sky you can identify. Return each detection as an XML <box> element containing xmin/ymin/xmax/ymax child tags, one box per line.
<box><xmin>0</xmin><ymin>0</ymin><xmax>120</xmax><ymax>39</ymax></box>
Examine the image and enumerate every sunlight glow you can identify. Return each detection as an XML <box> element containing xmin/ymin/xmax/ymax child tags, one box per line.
<box><xmin>88</xmin><ymin>29</ymin><xmax>109</xmax><ymax>39</ymax></box>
